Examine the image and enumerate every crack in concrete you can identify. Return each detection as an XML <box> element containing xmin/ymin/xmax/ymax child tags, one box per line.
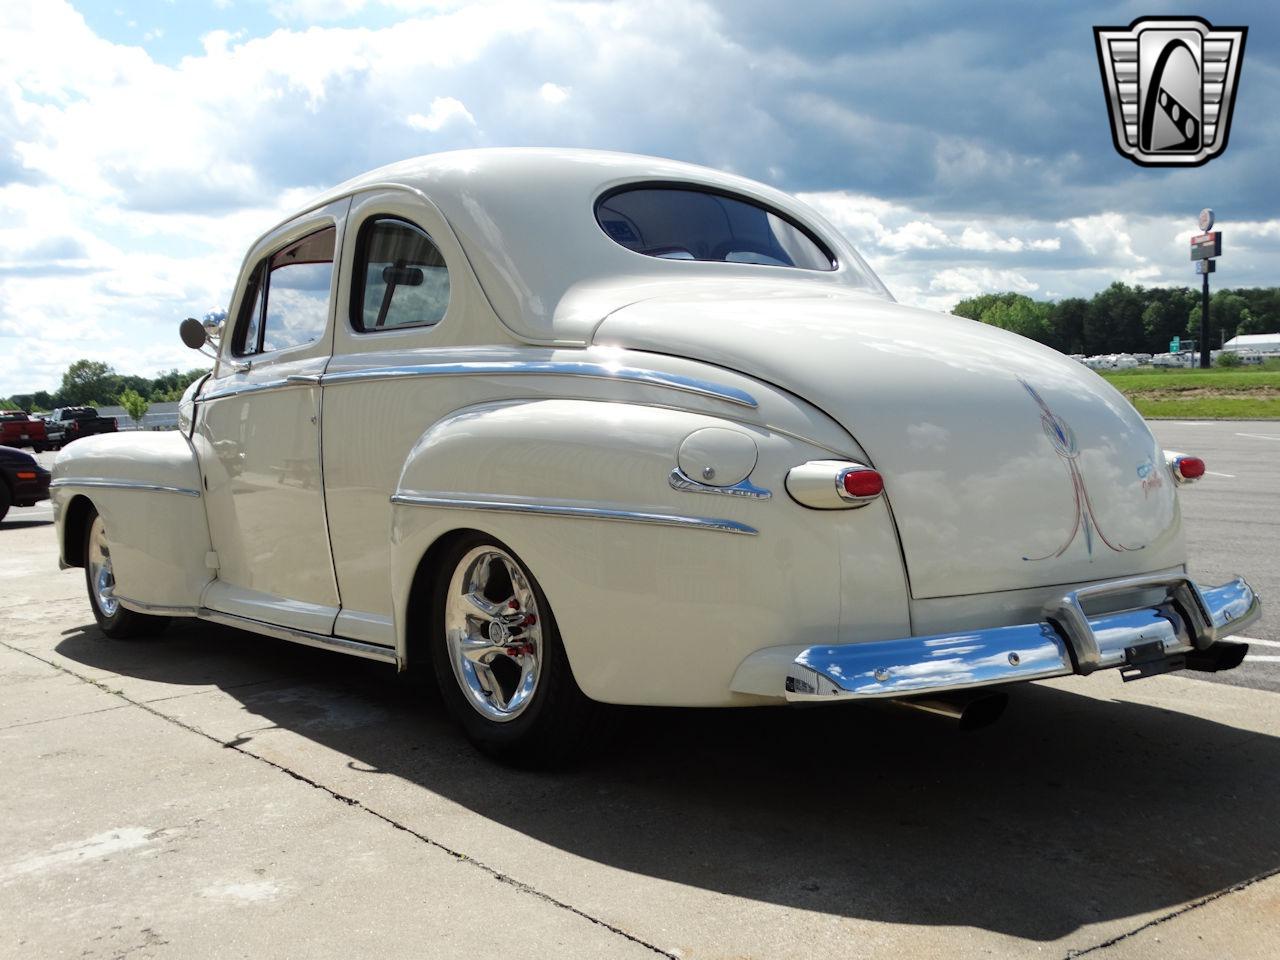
<box><xmin>0</xmin><ymin>702</ymin><xmax>129</xmax><ymax>732</ymax></box>
<box><xmin>1065</xmin><ymin>865</ymin><xmax>1280</xmax><ymax>957</ymax></box>
<box><xmin>1</xmin><ymin>639</ymin><xmax>679</xmax><ymax>959</ymax></box>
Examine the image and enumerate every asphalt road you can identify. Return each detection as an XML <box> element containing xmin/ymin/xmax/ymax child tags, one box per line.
<box><xmin>1148</xmin><ymin>421</ymin><xmax>1280</xmax><ymax>692</ymax></box>
<box><xmin>2</xmin><ymin>423</ymin><xmax>1277</xmax><ymax>959</ymax></box>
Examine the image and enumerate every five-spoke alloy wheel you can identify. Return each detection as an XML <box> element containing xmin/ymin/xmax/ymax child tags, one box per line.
<box><xmin>430</xmin><ymin>533</ymin><xmax>601</xmax><ymax>765</ymax></box>
<box><xmin>444</xmin><ymin>545</ymin><xmax>544</xmax><ymax>722</ymax></box>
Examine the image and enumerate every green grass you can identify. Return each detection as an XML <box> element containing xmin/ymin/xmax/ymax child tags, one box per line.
<box><xmin>1099</xmin><ymin>362</ymin><xmax>1280</xmax><ymax>419</ymax></box>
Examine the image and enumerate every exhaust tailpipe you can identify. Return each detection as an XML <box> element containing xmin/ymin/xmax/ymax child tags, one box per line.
<box><xmin>893</xmin><ymin>690</ymin><xmax>1009</xmax><ymax>731</ymax></box>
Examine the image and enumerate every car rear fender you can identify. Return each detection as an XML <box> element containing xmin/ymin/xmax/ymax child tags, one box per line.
<box><xmin>388</xmin><ymin>398</ymin><xmax>911</xmax><ymax>706</ymax></box>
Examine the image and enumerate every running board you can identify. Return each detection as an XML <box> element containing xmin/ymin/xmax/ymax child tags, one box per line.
<box><xmin>196</xmin><ymin>608</ymin><xmax>399</xmax><ymax>665</ymax></box>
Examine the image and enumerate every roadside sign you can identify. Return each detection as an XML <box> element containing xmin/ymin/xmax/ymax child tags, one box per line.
<box><xmin>1195</xmin><ymin>259</ymin><xmax>1216</xmax><ymax>274</ymax></box>
<box><xmin>1191</xmin><ymin>231</ymin><xmax>1222</xmax><ymax>260</ymax></box>
<box><xmin>1170</xmin><ymin>336</ymin><xmax>1180</xmax><ymax>353</ymax></box>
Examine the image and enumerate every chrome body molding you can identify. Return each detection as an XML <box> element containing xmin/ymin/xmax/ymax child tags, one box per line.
<box><xmin>322</xmin><ymin>361</ymin><xmax>758</xmax><ymax>408</ymax></box>
<box><xmin>390</xmin><ymin>491</ymin><xmax>758</xmax><ymax>536</ymax></box>
<box><xmin>668</xmin><ymin>467</ymin><xmax>771</xmax><ymax>500</ymax></box>
<box><xmin>197</xmin><ymin>608</ymin><xmax>399</xmax><ymax>664</ymax></box>
<box><xmin>199</xmin><ymin>377</ymin><xmax>314</xmax><ymax>402</ymax></box>
<box><xmin>117</xmin><ymin>596</ymin><xmax>200</xmax><ymax>617</ymax></box>
<box><xmin>730</xmin><ymin>576</ymin><xmax>1260</xmax><ymax>701</ymax></box>
<box><xmin>50</xmin><ymin>477</ymin><xmax>202</xmax><ymax>498</ymax></box>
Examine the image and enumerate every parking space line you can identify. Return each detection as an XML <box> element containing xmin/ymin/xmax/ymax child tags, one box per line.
<box><xmin>1245</xmin><ymin>655</ymin><xmax>1280</xmax><ymax>663</ymax></box>
<box><xmin>1240</xmin><ymin>637</ymin><xmax>1280</xmax><ymax>649</ymax></box>
<box><xmin>1236</xmin><ymin>433</ymin><xmax>1280</xmax><ymax>441</ymax></box>
<box><xmin>1205</xmin><ymin>471</ymin><xmax>1236</xmax><ymax>478</ymax></box>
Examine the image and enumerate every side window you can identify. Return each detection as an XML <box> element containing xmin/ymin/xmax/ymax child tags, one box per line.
<box><xmin>352</xmin><ymin>217</ymin><xmax>449</xmax><ymax>332</ymax></box>
<box><xmin>233</xmin><ymin>226</ymin><xmax>336</xmax><ymax>357</ymax></box>
<box><xmin>263</xmin><ymin>228</ymin><xmax>335</xmax><ymax>353</ymax></box>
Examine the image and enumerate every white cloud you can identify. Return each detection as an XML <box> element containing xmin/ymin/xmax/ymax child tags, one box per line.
<box><xmin>538</xmin><ymin>82</ymin><xmax>570</xmax><ymax>105</ymax></box>
<box><xmin>406</xmin><ymin>96</ymin><xmax>476</xmax><ymax>132</ymax></box>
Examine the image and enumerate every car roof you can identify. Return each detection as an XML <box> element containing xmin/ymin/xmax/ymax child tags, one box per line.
<box><xmin>260</xmin><ymin>148</ymin><xmax>887</xmax><ymax>343</ymax></box>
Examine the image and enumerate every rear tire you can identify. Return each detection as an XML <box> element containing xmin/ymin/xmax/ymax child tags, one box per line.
<box><xmin>429</xmin><ymin>532</ymin><xmax>603</xmax><ymax>766</ymax></box>
<box><xmin>0</xmin><ymin>482</ymin><xmax>10</xmax><ymax>523</ymax></box>
<box><xmin>83</xmin><ymin>509</ymin><xmax>170</xmax><ymax>638</ymax></box>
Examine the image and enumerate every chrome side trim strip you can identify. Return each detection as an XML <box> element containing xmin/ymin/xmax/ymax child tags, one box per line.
<box><xmin>197</xmin><ymin>608</ymin><xmax>399</xmax><ymax>664</ymax></box>
<box><xmin>116</xmin><ymin>596</ymin><xmax>199</xmax><ymax>617</ymax></box>
<box><xmin>50</xmin><ymin>477</ymin><xmax>202</xmax><ymax>498</ymax></box>
<box><xmin>390</xmin><ymin>491</ymin><xmax>758</xmax><ymax>536</ymax></box>
<box><xmin>321</xmin><ymin>361</ymin><xmax>758</xmax><ymax>408</ymax></box>
<box><xmin>668</xmin><ymin>467</ymin><xmax>771</xmax><ymax>500</ymax></box>
<box><xmin>199</xmin><ymin>377</ymin><xmax>314</xmax><ymax>402</ymax></box>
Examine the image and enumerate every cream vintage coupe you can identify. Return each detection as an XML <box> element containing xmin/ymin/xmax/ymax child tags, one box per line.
<box><xmin>52</xmin><ymin>149</ymin><xmax>1260</xmax><ymax>762</ymax></box>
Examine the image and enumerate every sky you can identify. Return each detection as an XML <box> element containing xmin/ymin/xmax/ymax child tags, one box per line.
<box><xmin>1</xmin><ymin>0</ymin><xmax>1277</xmax><ymax>397</ymax></box>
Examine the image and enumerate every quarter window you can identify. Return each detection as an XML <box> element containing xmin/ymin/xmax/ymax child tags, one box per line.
<box><xmin>595</xmin><ymin>186</ymin><xmax>835</xmax><ymax>271</ymax></box>
<box><xmin>352</xmin><ymin>218</ymin><xmax>450</xmax><ymax>332</ymax></box>
<box><xmin>233</xmin><ymin>227</ymin><xmax>335</xmax><ymax>357</ymax></box>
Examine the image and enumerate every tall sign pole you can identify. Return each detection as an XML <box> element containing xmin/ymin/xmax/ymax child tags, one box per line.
<box><xmin>1191</xmin><ymin>208</ymin><xmax>1220</xmax><ymax>369</ymax></box>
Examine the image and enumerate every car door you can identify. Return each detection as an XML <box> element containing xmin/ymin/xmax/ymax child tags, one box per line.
<box><xmin>320</xmin><ymin>188</ymin><xmax>511</xmax><ymax>646</ymax></box>
<box><xmin>194</xmin><ymin>200</ymin><xmax>349</xmax><ymax>634</ymax></box>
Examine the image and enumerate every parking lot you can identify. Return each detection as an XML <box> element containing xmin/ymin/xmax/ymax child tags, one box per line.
<box><xmin>2</xmin><ymin>421</ymin><xmax>1277</xmax><ymax>959</ymax></box>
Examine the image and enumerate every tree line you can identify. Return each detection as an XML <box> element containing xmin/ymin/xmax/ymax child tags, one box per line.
<box><xmin>0</xmin><ymin>360</ymin><xmax>208</xmax><ymax>413</ymax></box>
<box><xmin>952</xmin><ymin>284</ymin><xmax>1280</xmax><ymax>356</ymax></box>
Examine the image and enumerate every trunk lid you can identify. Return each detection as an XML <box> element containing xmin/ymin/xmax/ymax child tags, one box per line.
<box><xmin>595</xmin><ymin>289</ymin><xmax>1184</xmax><ymax>599</ymax></box>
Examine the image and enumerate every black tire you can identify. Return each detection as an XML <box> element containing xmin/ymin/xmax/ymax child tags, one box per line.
<box><xmin>83</xmin><ymin>507</ymin><xmax>170</xmax><ymax>639</ymax></box>
<box><xmin>429</xmin><ymin>532</ymin><xmax>604</xmax><ymax>766</ymax></box>
<box><xmin>0</xmin><ymin>481</ymin><xmax>10</xmax><ymax>523</ymax></box>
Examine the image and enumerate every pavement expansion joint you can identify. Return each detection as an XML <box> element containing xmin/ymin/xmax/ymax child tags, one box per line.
<box><xmin>0</xmin><ymin>637</ymin><xmax>680</xmax><ymax>960</ymax></box>
<box><xmin>0</xmin><ymin>701</ymin><xmax>129</xmax><ymax>733</ymax></box>
<box><xmin>1063</xmin><ymin>864</ymin><xmax>1280</xmax><ymax>958</ymax></box>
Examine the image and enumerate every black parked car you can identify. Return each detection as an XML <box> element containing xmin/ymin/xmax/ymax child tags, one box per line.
<box><xmin>0</xmin><ymin>445</ymin><xmax>51</xmax><ymax>522</ymax></box>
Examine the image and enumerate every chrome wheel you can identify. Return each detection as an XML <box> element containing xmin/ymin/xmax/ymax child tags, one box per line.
<box><xmin>87</xmin><ymin>516</ymin><xmax>119</xmax><ymax>618</ymax></box>
<box><xmin>443</xmin><ymin>545</ymin><xmax>543</xmax><ymax>722</ymax></box>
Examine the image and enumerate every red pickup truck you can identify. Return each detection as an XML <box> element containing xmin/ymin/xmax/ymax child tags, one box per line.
<box><xmin>0</xmin><ymin>411</ymin><xmax>50</xmax><ymax>451</ymax></box>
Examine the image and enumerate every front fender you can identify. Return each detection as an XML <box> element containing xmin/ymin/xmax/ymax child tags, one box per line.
<box><xmin>389</xmin><ymin>399</ymin><xmax>911</xmax><ymax>706</ymax></box>
<box><xmin>52</xmin><ymin>432</ymin><xmax>213</xmax><ymax>611</ymax></box>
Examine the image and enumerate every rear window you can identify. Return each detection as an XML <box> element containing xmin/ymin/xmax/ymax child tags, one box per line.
<box><xmin>595</xmin><ymin>186</ymin><xmax>835</xmax><ymax>271</ymax></box>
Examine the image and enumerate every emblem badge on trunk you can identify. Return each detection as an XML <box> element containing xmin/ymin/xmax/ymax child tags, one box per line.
<box><xmin>1019</xmin><ymin>379</ymin><xmax>1144</xmax><ymax>561</ymax></box>
<box><xmin>1093</xmin><ymin>17</ymin><xmax>1247</xmax><ymax>167</ymax></box>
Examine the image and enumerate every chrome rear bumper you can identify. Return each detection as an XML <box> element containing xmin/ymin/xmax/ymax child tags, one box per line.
<box><xmin>730</xmin><ymin>575</ymin><xmax>1261</xmax><ymax>702</ymax></box>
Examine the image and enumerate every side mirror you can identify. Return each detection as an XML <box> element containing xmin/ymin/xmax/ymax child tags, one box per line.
<box><xmin>180</xmin><ymin>317</ymin><xmax>208</xmax><ymax>349</ymax></box>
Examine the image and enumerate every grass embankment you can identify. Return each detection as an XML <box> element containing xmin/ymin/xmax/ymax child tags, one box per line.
<box><xmin>1100</xmin><ymin>359</ymin><xmax>1280</xmax><ymax>419</ymax></box>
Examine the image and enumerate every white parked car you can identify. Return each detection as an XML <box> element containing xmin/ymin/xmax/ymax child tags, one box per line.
<box><xmin>51</xmin><ymin>149</ymin><xmax>1259</xmax><ymax>762</ymax></box>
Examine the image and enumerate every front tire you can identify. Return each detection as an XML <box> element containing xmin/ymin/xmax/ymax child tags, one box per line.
<box><xmin>0</xmin><ymin>482</ymin><xmax>10</xmax><ymax>523</ymax></box>
<box><xmin>429</xmin><ymin>533</ymin><xmax>602</xmax><ymax>766</ymax></box>
<box><xmin>83</xmin><ymin>509</ymin><xmax>169</xmax><ymax>638</ymax></box>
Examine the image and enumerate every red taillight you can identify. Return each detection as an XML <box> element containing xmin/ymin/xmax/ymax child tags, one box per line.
<box><xmin>842</xmin><ymin>469</ymin><xmax>884</xmax><ymax>499</ymax></box>
<box><xmin>16</xmin><ymin>471</ymin><xmax>36</xmax><ymax>480</ymax></box>
<box><xmin>1176</xmin><ymin>456</ymin><xmax>1205</xmax><ymax>480</ymax></box>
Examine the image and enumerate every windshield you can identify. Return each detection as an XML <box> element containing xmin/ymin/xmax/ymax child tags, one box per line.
<box><xmin>596</xmin><ymin>186</ymin><xmax>835</xmax><ymax>271</ymax></box>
